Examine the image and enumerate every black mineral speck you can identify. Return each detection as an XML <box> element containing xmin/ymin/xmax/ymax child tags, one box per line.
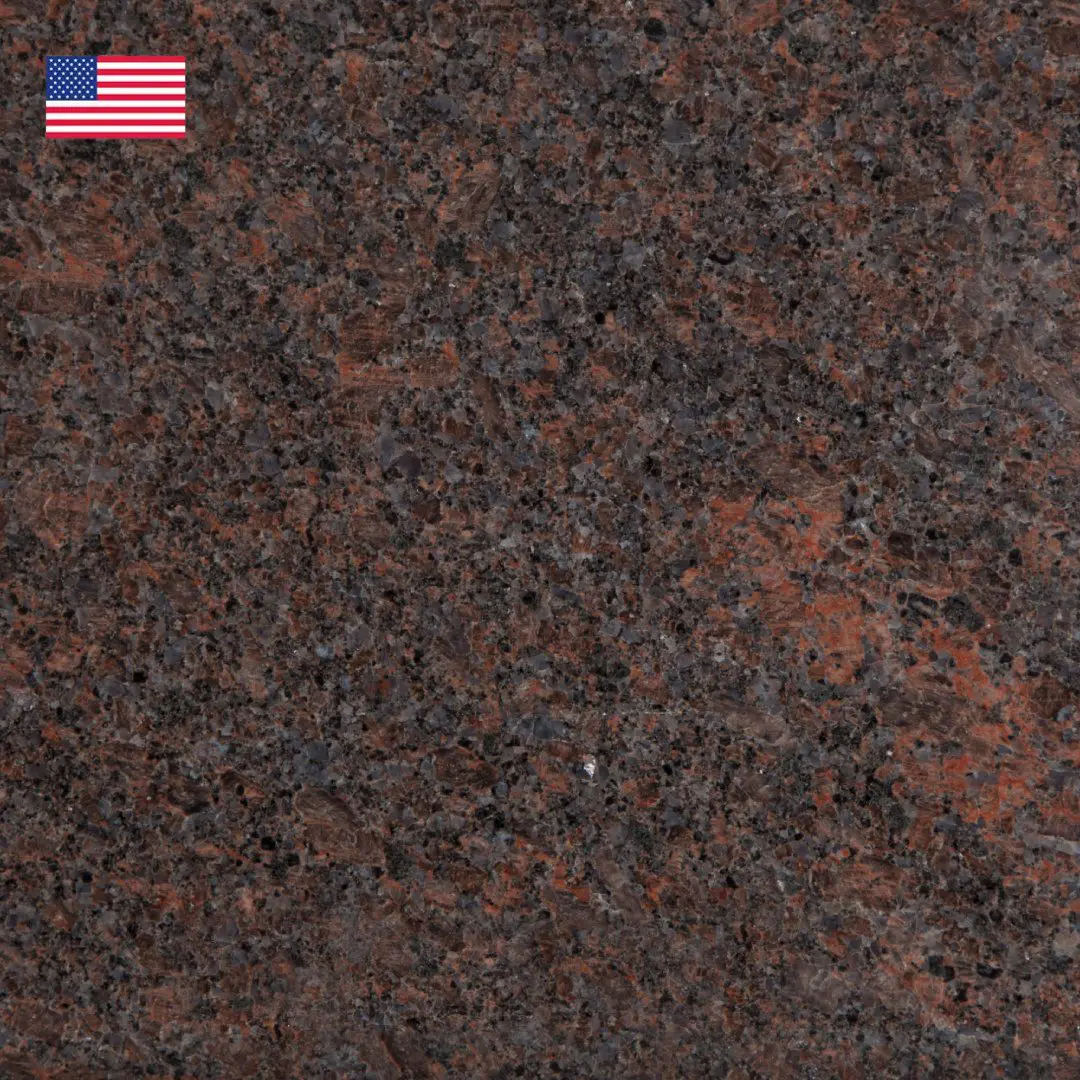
<box><xmin>943</xmin><ymin>594</ymin><xmax>986</xmax><ymax>632</ymax></box>
<box><xmin>644</xmin><ymin>18</ymin><xmax>667</xmax><ymax>42</ymax></box>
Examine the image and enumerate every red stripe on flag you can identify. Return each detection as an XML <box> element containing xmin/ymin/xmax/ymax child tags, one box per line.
<box><xmin>46</xmin><ymin>108</ymin><xmax>186</xmax><ymax>113</ymax></box>
<box><xmin>46</xmin><ymin>133</ymin><xmax>187</xmax><ymax>139</ymax></box>
<box><xmin>46</xmin><ymin>121</ymin><xmax>186</xmax><ymax>126</ymax></box>
<box><xmin>97</xmin><ymin>55</ymin><xmax>186</xmax><ymax>62</ymax></box>
<box><xmin>46</xmin><ymin>103</ymin><xmax>185</xmax><ymax>108</ymax></box>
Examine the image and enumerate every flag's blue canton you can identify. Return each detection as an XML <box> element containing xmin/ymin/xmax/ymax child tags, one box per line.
<box><xmin>47</xmin><ymin>56</ymin><xmax>97</xmax><ymax>100</ymax></box>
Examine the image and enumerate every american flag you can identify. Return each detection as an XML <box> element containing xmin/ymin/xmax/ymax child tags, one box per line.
<box><xmin>46</xmin><ymin>56</ymin><xmax>186</xmax><ymax>139</ymax></box>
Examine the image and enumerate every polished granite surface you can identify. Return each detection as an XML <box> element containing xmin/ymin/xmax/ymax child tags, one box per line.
<box><xmin>3</xmin><ymin>2</ymin><xmax>1080</xmax><ymax>1076</ymax></box>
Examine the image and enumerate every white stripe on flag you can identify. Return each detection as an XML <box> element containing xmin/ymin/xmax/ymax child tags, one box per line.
<box><xmin>46</xmin><ymin>112</ymin><xmax>186</xmax><ymax>119</ymax></box>
<box><xmin>46</xmin><ymin>125</ymin><xmax>186</xmax><ymax>133</ymax></box>
<box><xmin>96</xmin><ymin>62</ymin><xmax>186</xmax><ymax>70</ymax></box>
<box><xmin>47</xmin><ymin>98</ymin><xmax>186</xmax><ymax>107</ymax></box>
<box><xmin>98</xmin><ymin>89</ymin><xmax>186</xmax><ymax>96</ymax></box>
<box><xmin>97</xmin><ymin>74</ymin><xmax>186</xmax><ymax>82</ymax></box>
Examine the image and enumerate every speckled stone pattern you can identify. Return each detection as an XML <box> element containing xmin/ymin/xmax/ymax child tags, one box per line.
<box><xmin>2</xmin><ymin>1</ymin><xmax>1080</xmax><ymax>1077</ymax></box>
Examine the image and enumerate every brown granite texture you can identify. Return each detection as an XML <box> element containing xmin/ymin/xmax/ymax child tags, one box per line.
<box><xmin>3</xmin><ymin>0</ymin><xmax>1080</xmax><ymax>1076</ymax></box>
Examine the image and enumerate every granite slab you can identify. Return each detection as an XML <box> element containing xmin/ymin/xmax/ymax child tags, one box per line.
<box><xmin>2</xmin><ymin>1</ymin><xmax>1080</xmax><ymax>1076</ymax></box>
